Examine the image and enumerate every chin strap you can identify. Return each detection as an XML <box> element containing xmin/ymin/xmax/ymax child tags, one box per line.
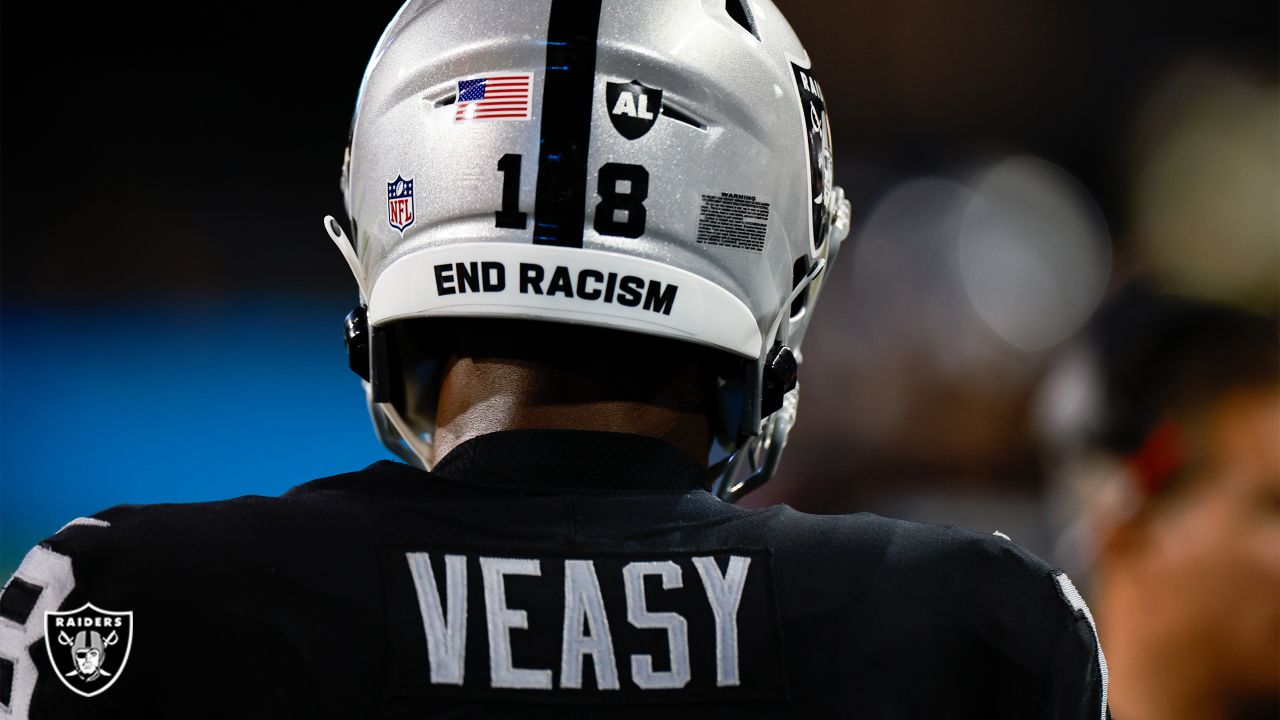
<box><xmin>708</xmin><ymin>244</ymin><xmax>828</xmax><ymax>502</ymax></box>
<box><xmin>712</xmin><ymin>383</ymin><xmax>799</xmax><ymax>502</ymax></box>
<box><xmin>369</xmin><ymin>387</ymin><xmax>436</xmax><ymax>469</ymax></box>
<box><xmin>327</xmin><ymin>215</ymin><xmax>438</xmax><ymax>468</ymax></box>
<box><xmin>709</xmin><ymin>185</ymin><xmax>847</xmax><ymax>502</ymax></box>
<box><xmin>708</xmin><ymin>253</ymin><xmax>825</xmax><ymax>501</ymax></box>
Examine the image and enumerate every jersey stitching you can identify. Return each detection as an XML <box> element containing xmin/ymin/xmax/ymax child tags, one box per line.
<box><xmin>1053</xmin><ymin>571</ymin><xmax>1108</xmax><ymax>720</ymax></box>
<box><xmin>0</xmin><ymin>544</ymin><xmax>78</xmax><ymax>718</ymax></box>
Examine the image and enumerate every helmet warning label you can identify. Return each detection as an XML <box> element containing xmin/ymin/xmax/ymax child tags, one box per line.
<box><xmin>433</xmin><ymin>261</ymin><xmax>678</xmax><ymax>316</ymax></box>
<box><xmin>695</xmin><ymin>192</ymin><xmax>771</xmax><ymax>253</ymax></box>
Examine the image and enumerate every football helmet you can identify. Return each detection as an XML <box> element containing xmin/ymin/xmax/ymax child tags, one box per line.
<box><xmin>325</xmin><ymin>0</ymin><xmax>851</xmax><ymax>500</ymax></box>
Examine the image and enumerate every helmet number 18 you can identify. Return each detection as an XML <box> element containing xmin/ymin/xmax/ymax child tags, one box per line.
<box><xmin>592</xmin><ymin>163</ymin><xmax>649</xmax><ymax>239</ymax></box>
<box><xmin>494</xmin><ymin>155</ymin><xmax>650</xmax><ymax>240</ymax></box>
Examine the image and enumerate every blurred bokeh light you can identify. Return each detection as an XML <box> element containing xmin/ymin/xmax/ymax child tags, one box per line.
<box><xmin>1130</xmin><ymin>59</ymin><xmax>1279</xmax><ymax>311</ymax></box>
<box><xmin>958</xmin><ymin>155</ymin><xmax>1111</xmax><ymax>353</ymax></box>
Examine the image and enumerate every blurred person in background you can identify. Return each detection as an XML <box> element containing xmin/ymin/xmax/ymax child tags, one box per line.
<box><xmin>1039</xmin><ymin>288</ymin><xmax>1279</xmax><ymax>720</ymax></box>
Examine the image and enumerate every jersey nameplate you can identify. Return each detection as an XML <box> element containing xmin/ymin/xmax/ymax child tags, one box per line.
<box><xmin>381</xmin><ymin>548</ymin><xmax>783</xmax><ymax>702</ymax></box>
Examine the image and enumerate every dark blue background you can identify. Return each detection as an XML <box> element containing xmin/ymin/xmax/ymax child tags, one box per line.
<box><xmin>0</xmin><ymin>298</ymin><xmax>391</xmax><ymax>577</ymax></box>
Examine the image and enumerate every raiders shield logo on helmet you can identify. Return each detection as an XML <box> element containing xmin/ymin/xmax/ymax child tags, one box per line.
<box><xmin>605</xmin><ymin>80</ymin><xmax>662</xmax><ymax>140</ymax></box>
<box><xmin>44</xmin><ymin>603</ymin><xmax>134</xmax><ymax>697</ymax></box>
<box><xmin>790</xmin><ymin>62</ymin><xmax>835</xmax><ymax>252</ymax></box>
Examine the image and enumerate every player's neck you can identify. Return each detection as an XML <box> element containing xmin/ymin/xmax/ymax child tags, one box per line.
<box><xmin>1097</xmin><ymin>566</ymin><xmax>1228</xmax><ymax>720</ymax></box>
<box><xmin>431</xmin><ymin>355</ymin><xmax>712</xmax><ymax>466</ymax></box>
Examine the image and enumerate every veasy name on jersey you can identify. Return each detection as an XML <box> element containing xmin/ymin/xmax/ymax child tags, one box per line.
<box><xmin>434</xmin><ymin>261</ymin><xmax>679</xmax><ymax>316</ymax></box>
<box><xmin>383</xmin><ymin>550</ymin><xmax>784</xmax><ymax>702</ymax></box>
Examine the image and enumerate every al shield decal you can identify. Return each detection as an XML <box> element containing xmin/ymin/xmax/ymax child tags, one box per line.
<box><xmin>605</xmin><ymin>80</ymin><xmax>663</xmax><ymax>140</ymax></box>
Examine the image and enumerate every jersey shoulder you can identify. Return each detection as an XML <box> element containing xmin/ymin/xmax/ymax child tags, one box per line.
<box><xmin>3</xmin><ymin>463</ymin><xmax>383</xmax><ymax>613</ymax></box>
<box><xmin>753</xmin><ymin>507</ymin><xmax>1108</xmax><ymax>717</ymax></box>
<box><xmin>761</xmin><ymin>505</ymin><xmax>1067</xmax><ymax>596</ymax></box>
<box><xmin>3</xmin><ymin>496</ymin><xmax>275</xmax><ymax>620</ymax></box>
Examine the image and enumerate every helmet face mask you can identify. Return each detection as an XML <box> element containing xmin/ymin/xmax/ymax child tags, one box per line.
<box><xmin>328</xmin><ymin>0</ymin><xmax>851</xmax><ymax>499</ymax></box>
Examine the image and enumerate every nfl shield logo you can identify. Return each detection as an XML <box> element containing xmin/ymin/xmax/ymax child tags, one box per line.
<box><xmin>387</xmin><ymin>175</ymin><xmax>415</xmax><ymax>233</ymax></box>
<box><xmin>44</xmin><ymin>603</ymin><xmax>134</xmax><ymax>697</ymax></box>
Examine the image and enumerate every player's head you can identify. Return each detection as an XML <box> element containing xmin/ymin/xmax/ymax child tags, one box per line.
<box><xmin>325</xmin><ymin>0</ymin><xmax>851</xmax><ymax>500</ymax></box>
<box><xmin>72</xmin><ymin>631</ymin><xmax>105</xmax><ymax>676</ymax></box>
<box><xmin>1038</xmin><ymin>288</ymin><xmax>1279</xmax><ymax>703</ymax></box>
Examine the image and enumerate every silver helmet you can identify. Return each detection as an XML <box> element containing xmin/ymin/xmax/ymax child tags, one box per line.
<box><xmin>326</xmin><ymin>0</ymin><xmax>851</xmax><ymax>500</ymax></box>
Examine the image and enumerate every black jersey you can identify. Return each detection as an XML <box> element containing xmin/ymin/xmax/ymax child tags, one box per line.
<box><xmin>1</xmin><ymin>430</ymin><xmax>1108</xmax><ymax>718</ymax></box>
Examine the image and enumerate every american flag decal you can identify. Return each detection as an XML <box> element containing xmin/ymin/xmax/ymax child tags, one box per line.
<box><xmin>454</xmin><ymin>73</ymin><xmax>533</xmax><ymax>122</ymax></box>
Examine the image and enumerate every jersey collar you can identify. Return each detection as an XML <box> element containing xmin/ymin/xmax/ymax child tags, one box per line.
<box><xmin>430</xmin><ymin>429</ymin><xmax>710</xmax><ymax>493</ymax></box>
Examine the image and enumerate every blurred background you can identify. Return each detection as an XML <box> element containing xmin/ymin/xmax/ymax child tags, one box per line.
<box><xmin>2</xmin><ymin>1</ymin><xmax>1277</xmax><ymax>716</ymax></box>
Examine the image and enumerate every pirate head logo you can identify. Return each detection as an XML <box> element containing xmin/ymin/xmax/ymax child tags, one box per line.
<box><xmin>44</xmin><ymin>604</ymin><xmax>133</xmax><ymax>697</ymax></box>
<box><xmin>68</xmin><ymin>630</ymin><xmax>114</xmax><ymax>680</ymax></box>
<box><xmin>605</xmin><ymin>80</ymin><xmax>663</xmax><ymax>140</ymax></box>
<box><xmin>790</xmin><ymin>62</ymin><xmax>836</xmax><ymax>252</ymax></box>
<box><xmin>387</xmin><ymin>175</ymin><xmax>415</xmax><ymax>233</ymax></box>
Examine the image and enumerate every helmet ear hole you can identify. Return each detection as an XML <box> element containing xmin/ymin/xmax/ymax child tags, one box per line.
<box><xmin>790</xmin><ymin>256</ymin><xmax>810</xmax><ymax>318</ymax></box>
<box><xmin>761</xmin><ymin>343</ymin><xmax>798</xmax><ymax>417</ymax></box>
<box><xmin>344</xmin><ymin>307</ymin><xmax>371</xmax><ymax>382</ymax></box>
<box><xmin>370</xmin><ymin>324</ymin><xmax>405</xmax><ymax>408</ymax></box>
<box><xmin>712</xmin><ymin>355</ymin><xmax>750</xmax><ymax>448</ymax></box>
<box><xmin>724</xmin><ymin>0</ymin><xmax>760</xmax><ymax>39</ymax></box>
